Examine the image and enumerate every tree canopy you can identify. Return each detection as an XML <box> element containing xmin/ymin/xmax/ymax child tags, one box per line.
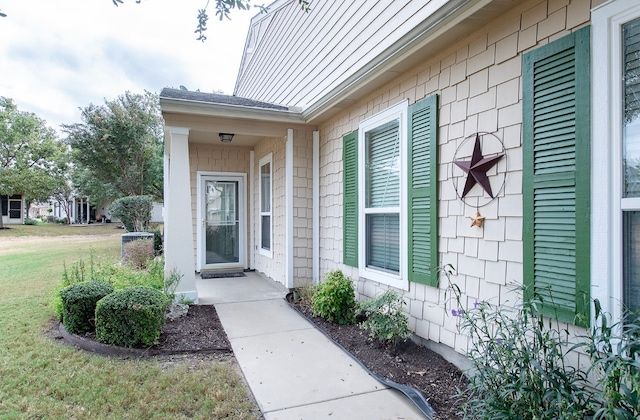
<box><xmin>63</xmin><ymin>91</ymin><xmax>164</xmax><ymax>206</ymax></box>
<box><xmin>0</xmin><ymin>97</ymin><xmax>69</xmax><ymax>226</ymax></box>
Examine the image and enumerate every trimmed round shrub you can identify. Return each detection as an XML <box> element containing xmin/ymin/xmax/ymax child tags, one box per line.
<box><xmin>311</xmin><ymin>270</ymin><xmax>357</xmax><ymax>325</ymax></box>
<box><xmin>60</xmin><ymin>281</ymin><xmax>114</xmax><ymax>334</ymax></box>
<box><xmin>95</xmin><ymin>286</ymin><xmax>170</xmax><ymax>348</ymax></box>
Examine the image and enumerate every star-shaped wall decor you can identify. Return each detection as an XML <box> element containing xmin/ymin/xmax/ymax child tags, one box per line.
<box><xmin>469</xmin><ymin>211</ymin><xmax>486</xmax><ymax>228</ymax></box>
<box><xmin>454</xmin><ymin>134</ymin><xmax>504</xmax><ymax>198</ymax></box>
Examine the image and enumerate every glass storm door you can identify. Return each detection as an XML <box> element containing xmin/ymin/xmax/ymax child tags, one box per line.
<box><xmin>203</xmin><ymin>178</ymin><xmax>241</xmax><ymax>267</ymax></box>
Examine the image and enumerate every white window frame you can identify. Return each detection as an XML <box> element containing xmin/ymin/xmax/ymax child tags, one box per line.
<box><xmin>358</xmin><ymin>101</ymin><xmax>408</xmax><ymax>289</ymax></box>
<box><xmin>259</xmin><ymin>153</ymin><xmax>273</xmax><ymax>258</ymax></box>
<box><xmin>592</xmin><ymin>0</ymin><xmax>640</xmax><ymax>323</ymax></box>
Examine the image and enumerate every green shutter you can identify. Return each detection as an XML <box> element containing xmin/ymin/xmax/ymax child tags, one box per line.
<box><xmin>343</xmin><ymin>131</ymin><xmax>358</xmax><ymax>267</ymax></box>
<box><xmin>522</xmin><ymin>26</ymin><xmax>590</xmax><ymax>327</ymax></box>
<box><xmin>408</xmin><ymin>95</ymin><xmax>438</xmax><ymax>286</ymax></box>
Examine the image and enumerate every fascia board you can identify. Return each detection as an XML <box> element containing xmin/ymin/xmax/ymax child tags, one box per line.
<box><xmin>160</xmin><ymin>97</ymin><xmax>306</xmax><ymax>124</ymax></box>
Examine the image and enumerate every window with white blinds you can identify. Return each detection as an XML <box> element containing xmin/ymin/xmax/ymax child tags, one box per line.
<box><xmin>358</xmin><ymin>101</ymin><xmax>407</xmax><ymax>286</ymax></box>
<box><xmin>364</xmin><ymin>119</ymin><xmax>400</xmax><ymax>273</ymax></box>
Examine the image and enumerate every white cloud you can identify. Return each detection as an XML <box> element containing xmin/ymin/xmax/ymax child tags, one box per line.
<box><xmin>0</xmin><ymin>0</ymin><xmax>254</xmax><ymax>131</ymax></box>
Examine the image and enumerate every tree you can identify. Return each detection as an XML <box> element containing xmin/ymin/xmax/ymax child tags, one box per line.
<box><xmin>50</xmin><ymin>181</ymin><xmax>74</xmax><ymax>224</ymax></box>
<box><xmin>63</xmin><ymin>91</ymin><xmax>164</xmax><ymax>204</ymax></box>
<box><xmin>112</xmin><ymin>0</ymin><xmax>310</xmax><ymax>42</ymax></box>
<box><xmin>0</xmin><ymin>97</ymin><xmax>69</xmax><ymax>228</ymax></box>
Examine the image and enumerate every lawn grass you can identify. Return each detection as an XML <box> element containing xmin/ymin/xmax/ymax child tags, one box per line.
<box><xmin>0</xmin><ymin>225</ymin><xmax>259</xmax><ymax>419</ymax></box>
<box><xmin>0</xmin><ymin>223</ymin><xmax>126</xmax><ymax>237</ymax></box>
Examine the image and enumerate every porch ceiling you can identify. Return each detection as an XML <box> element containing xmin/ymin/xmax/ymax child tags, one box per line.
<box><xmin>162</xmin><ymin>106</ymin><xmax>315</xmax><ymax>147</ymax></box>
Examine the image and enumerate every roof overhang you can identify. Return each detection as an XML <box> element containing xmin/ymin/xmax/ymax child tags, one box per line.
<box><xmin>160</xmin><ymin>96</ymin><xmax>312</xmax><ymax>147</ymax></box>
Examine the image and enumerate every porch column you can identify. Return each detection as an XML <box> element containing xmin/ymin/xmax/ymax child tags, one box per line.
<box><xmin>164</xmin><ymin>127</ymin><xmax>198</xmax><ymax>303</ymax></box>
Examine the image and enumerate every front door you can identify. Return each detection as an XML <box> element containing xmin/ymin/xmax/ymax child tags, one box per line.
<box><xmin>199</xmin><ymin>174</ymin><xmax>245</xmax><ymax>270</ymax></box>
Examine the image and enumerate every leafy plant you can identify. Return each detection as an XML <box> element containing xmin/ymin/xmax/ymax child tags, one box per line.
<box><xmin>360</xmin><ymin>290</ymin><xmax>411</xmax><ymax>345</ymax></box>
<box><xmin>59</xmin><ymin>281</ymin><xmax>114</xmax><ymax>334</ymax></box>
<box><xmin>585</xmin><ymin>300</ymin><xmax>640</xmax><ymax>419</ymax></box>
<box><xmin>108</xmin><ymin>195</ymin><xmax>152</xmax><ymax>232</ymax></box>
<box><xmin>95</xmin><ymin>286</ymin><xmax>170</xmax><ymax>348</ymax></box>
<box><xmin>442</xmin><ymin>266</ymin><xmax>593</xmax><ymax>419</ymax></box>
<box><xmin>311</xmin><ymin>270</ymin><xmax>356</xmax><ymax>325</ymax></box>
<box><xmin>148</xmin><ymin>228</ymin><xmax>163</xmax><ymax>253</ymax></box>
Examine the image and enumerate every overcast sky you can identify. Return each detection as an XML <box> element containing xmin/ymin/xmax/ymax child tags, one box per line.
<box><xmin>0</xmin><ymin>0</ymin><xmax>254</xmax><ymax>132</ymax></box>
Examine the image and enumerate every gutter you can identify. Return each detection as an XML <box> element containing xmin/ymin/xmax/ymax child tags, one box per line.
<box><xmin>159</xmin><ymin>97</ymin><xmax>306</xmax><ymax>125</ymax></box>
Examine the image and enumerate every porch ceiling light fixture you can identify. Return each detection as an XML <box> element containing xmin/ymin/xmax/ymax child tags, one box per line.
<box><xmin>219</xmin><ymin>133</ymin><xmax>234</xmax><ymax>143</ymax></box>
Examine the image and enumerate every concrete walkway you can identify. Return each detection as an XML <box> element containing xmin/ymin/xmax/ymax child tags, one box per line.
<box><xmin>197</xmin><ymin>272</ymin><xmax>426</xmax><ymax>420</ymax></box>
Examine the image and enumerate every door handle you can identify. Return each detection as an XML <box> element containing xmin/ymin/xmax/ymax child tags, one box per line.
<box><xmin>201</xmin><ymin>218</ymin><xmax>205</xmax><ymax>227</ymax></box>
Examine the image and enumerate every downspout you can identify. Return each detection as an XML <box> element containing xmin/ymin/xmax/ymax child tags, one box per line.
<box><xmin>286</xmin><ymin>129</ymin><xmax>294</xmax><ymax>289</ymax></box>
<box><xmin>313</xmin><ymin>131</ymin><xmax>320</xmax><ymax>285</ymax></box>
<box><xmin>249</xmin><ymin>150</ymin><xmax>255</xmax><ymax>270</ymax></box>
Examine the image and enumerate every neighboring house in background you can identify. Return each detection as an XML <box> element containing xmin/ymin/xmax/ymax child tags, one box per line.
<box><xmin>161</xmin><ymin>0</ymin><xmax>639</xmax><ymax>365</ymax></box>
<box><xmin>50</xmin><ymin>197</ymin><xmax>162</xmax><ymax>224</ymax></box>
<box><xmin>1</xmin><ymin>194</ymin><xmax>25</xmax><ymax>225</ymax></box>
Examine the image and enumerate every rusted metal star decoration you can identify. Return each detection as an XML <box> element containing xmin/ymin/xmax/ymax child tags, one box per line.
<box><xmin>454</xmin><ymin>134</ymin><xmax>504</xmax><ymax>198</ymax></box>
<box><xmin>469</xmin><ymin>211</ymin><xmax>485</xmax><ymax>228</ymax></box>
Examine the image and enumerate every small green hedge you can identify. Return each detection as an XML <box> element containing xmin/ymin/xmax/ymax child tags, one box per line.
<box><xmin>60</xmin><ymin>281</ymin><xmax>114</xmax><ymax>334</ymax></box>
<box><xmin>95</xmin><ymin>286</ymin><xmax>170</xmax><ymax>348</ymax></box>
<box><xmin>312</xmin><ymin>270</ymin><xmax>356</xmax><ymax>325</ymax></box>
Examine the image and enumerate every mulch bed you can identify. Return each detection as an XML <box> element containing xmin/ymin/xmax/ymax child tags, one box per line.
<box><xmin>286</xmin><ymin>299</ymin><xmax>469</xmax><ymax>420</ymax></box>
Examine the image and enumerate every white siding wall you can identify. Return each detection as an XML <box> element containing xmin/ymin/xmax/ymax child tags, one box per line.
<box><xmin>254</xmin><ymin>138</ymin><xmax>287</xmax><ymax>283</ymax></box>
<box><xmin>292</xmin><ymin>129</ymin><xmax>314</xmax><ymax>285</ymax></box>
<box><xmin>252</xmin><ymin>131</ymin><xmax>315</xmax><ymax>287</ymax></box>
<box><xmin>236</xmin><ymin>0</ymin><xmax>451</xmax><ymax>107</ymax></box>
<box><xmin>318</xmin><ymin>0</ymin><xmax>597</xmax><ymax>359</ymax></box>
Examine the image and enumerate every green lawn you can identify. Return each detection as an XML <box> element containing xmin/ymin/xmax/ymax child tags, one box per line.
<box><xmin>0</xmin><ymin>224</ymin><xmax>259</xmax><ymax>419</ymax></box>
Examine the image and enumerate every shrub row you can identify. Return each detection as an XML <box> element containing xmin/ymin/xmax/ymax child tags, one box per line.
<box><xmin>60</xmin><ymin>281</ymin><xmax>114</xmax><ymax>334</ymax></box>
<box><xmin>60</xmin><ymin>282</ymin><xmax>170</xmax><ymax>348</ymax></box>
<box><xmin>308</xmin><ymin>270</ymin><xmax>410</xmax><ymax>345</ymax></box>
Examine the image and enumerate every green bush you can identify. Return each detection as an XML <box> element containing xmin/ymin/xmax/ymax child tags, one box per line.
<box><xmin>148</xmin><ymin>228</ymin><xmax>163</xmax><ymax>254</ymax></box>
<box><xmin>360</xmin><ymin>290</ymin><xmax>411</xmax><ymax>345</ymax></box>
<box><xmin>59</xmin><ymin>281</ymin><xmax>114</xmax><ymax>334</ymax></box>
<box><xmin>95</xmin><ymin>286</ymin><xmax>170</xmax><ymax>348</ymax></box>
<box><xmin>98</xmin><ymin>257</ymin><xmax>165</xmax><ymax>291</ymax></box>
<box><xmin>108</xmin><ymin>195</ymin><xmax>152</xmax><ymax>232</ymax></box>
<box><xmin>311</xmin><ymin>270</ymin><xmax>356</xmax><ymax>325</ymax></box>
<box><xmin>23</xmin><ymin>218</ymin><xmax>38</xmax><ymax>225</ymax></box>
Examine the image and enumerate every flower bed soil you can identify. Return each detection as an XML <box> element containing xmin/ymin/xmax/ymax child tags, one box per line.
<box><xmin>286</xmin><ymin>298</ymin><xmax>469</xmax><ymax>420</ymax></box>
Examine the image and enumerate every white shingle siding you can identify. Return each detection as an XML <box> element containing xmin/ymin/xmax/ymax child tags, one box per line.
<box><xmin>236</xmin><ymin>0</ymin><xmax>453</xmax><ymax>108</ymax></box>
<box><xmin>316</xmin><ymin>0</ymin><xmax>597</xmax><ymax>356</ymax></box>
